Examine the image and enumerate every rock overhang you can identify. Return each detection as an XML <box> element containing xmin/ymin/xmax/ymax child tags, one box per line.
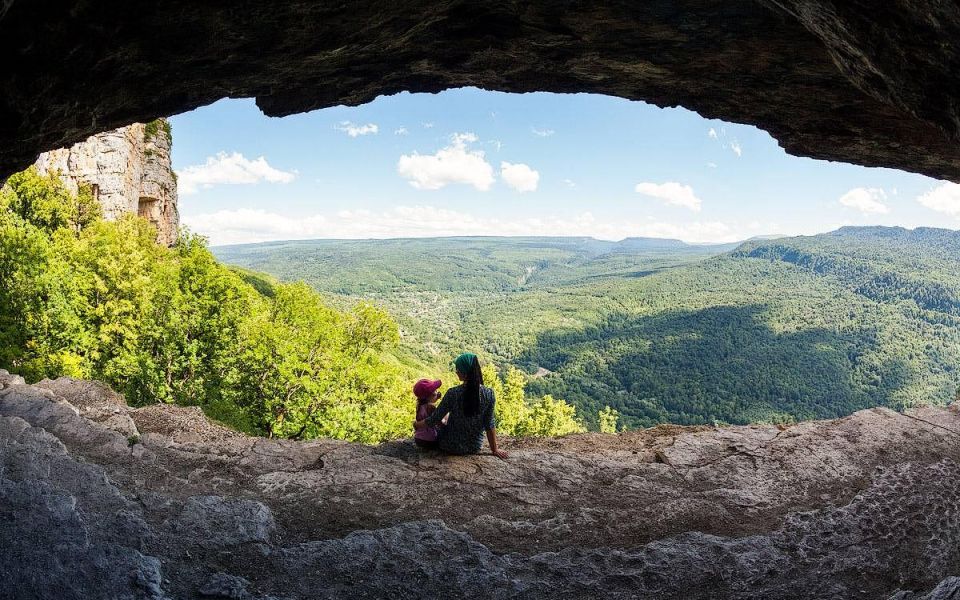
<box><xmin>1</xmin><ymin>1</ymin><xmax>959</xmax><ymax>183</ymax></box>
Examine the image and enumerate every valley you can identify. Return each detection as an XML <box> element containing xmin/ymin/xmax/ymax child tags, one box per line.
<box><xmin>215</xmin><ymin>227</ymin><xmax>960</xmax><ymax>430</ymax></box>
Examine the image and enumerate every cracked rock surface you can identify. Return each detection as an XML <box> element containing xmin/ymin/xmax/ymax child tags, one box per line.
<box><xmin>1</xmin><ymin>1</ymin><xmax>959</xmax><ymax>181</ymax></box>
<box><xmin>2</xmin><ymin>369</ymin><xmax>960</xmax><ymax>598</ymax></box>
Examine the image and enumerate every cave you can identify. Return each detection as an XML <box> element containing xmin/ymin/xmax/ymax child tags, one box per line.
<box><xmin>2</xmin><ymin>2</ymin><xmax>960</xmax><ymax>599</ymax></box>
<box><xmin>137</xmin><ymin>195</ymin><xmax>159</xmax><ymax>224</ymax></box>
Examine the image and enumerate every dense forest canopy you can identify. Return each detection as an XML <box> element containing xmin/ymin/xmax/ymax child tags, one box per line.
<box><xmin>216</xmin><ymin>228</ymin><xmax>960</xmax><ymax>429</ymax></box>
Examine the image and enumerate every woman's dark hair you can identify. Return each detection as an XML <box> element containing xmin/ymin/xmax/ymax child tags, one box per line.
<box><xmin>461</xmin><ymin>355</ymin><xmax>484</xmax><ymax>417</ymax></box>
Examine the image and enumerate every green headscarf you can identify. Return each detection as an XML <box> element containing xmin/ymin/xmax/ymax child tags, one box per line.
<box><xmin>454</xmin><ymin>352</ymin><xmax>478</xmax><ymax>375</ymax></box>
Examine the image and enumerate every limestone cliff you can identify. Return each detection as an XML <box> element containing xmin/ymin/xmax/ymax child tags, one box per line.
<box><xmin>34</xmin><ymin>120</ymin><xmax>179</xmax><ymax>246</ymax></box>
<box><xmin>2</xmin><ymin>370</ymin><xmax>960</xmax><ymax>599</ymax></box>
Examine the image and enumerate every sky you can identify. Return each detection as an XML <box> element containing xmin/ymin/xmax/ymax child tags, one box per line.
<box><xmin>168</xmin><ymin>88</ymin><xmax>960</xmax><ymax>246</ymax></box>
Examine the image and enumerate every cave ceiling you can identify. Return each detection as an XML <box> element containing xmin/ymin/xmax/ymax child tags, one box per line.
<box><xmin>1</xmin><ymin>0</ymin><xmax>958</xmax><ymax>181</ymax></box>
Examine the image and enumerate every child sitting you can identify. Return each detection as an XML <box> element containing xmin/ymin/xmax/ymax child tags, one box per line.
<box><xmin>413</xmin><ymin>378</ymin><xmax>442</xmax><ymax>448</ymax></box>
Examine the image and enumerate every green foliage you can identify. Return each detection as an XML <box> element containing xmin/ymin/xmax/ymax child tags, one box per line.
<box><xmin>598</xmin><ymin>406</ymin><xmax>620</xmax><ymax>433</ymax></box>
<box><xmin>228</xmin><ymin>266</ymin><xmax>277</xmax><ymax>298</ymax></box>
<box><xmin>143</xmin><ymin>119</ymin><xmax>172</xmax><ymax>142</ymax></box>
<box><xmin>474</xmin><ymin>363</ymin><xmax>585</xmax><ymax>437</ymax></box>
<box><xmin>496</xmin><ymin>366</ymin><xmax>529</xmax><ymax>435</ymax></box>
<box><xmin>514</xmin><ymin>394</ymin><xmax>585</xmax><ymax>437</ymax></box>
<box><xmin>1</xmin><ymin>166</ymin><xmax>100</xmax><ymax>234</ymax></box>
<box><xmin>0</xmin><ymin>167</ymin><xmax>417</xmax><ymax>444</ymax></box>
<box><xmin>480</xmin><ymin>363</ymin><xmax>583</xmax><ymax>437</ymax></box>
<box><xmin>8</xmin><ymin>165</ymin><xmax>959</xmax><ymax>440</ymax></box>
<box><xmin>213</xmin><ymin>236</ymin><xmax>727</xmax><ymax>295</ymax></box>
<box><xmin>224</xmin><ymin>283</ymin><xmax>408</xmax><ymax>442</ymax></box>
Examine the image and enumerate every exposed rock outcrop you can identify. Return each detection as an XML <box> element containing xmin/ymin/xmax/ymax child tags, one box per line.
<box><xmin>33</xmin><ymin>120</ymin><xmax>179</xmax><ymax>245</ymax></box>
<box><xmin>2</xmin><ymin>369</ymin><xmax>960</xmax><ymax>598</ymax></box>
<box><xmin>1</xmin><ymin>2</ymin><xmax>960</xmax><ymax>182</ymax></box>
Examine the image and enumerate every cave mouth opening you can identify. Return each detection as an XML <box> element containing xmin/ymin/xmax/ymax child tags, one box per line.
<box><xmin>138</xmin><ymin>196</ymin><xmax>159</xmax><ymax>221</ymax></box>
<box><xmin>142</xmin><ymin>88</ymin><xmax>960</xmax><ymax>438</ymax></box>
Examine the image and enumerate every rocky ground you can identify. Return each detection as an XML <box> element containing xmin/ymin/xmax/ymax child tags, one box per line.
<box><xmin>2</xmin><ymin>369</ymin><xmax>960</xmax><ymax>599</ymax></box>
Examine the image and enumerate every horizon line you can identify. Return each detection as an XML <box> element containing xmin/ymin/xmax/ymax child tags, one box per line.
<box><xmin>204</xmin><ymin>224</ymin><xmax>958</xmax><ymax>248</ymax></box>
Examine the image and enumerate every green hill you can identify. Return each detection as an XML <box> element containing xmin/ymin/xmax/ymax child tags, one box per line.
<box><xmin>213</xmin><ymin>228</ymin><xmax>960</xmax><ymax>429</ymax></box>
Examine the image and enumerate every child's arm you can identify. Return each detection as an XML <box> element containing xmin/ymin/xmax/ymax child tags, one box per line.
<box><xmin>415</xmin><ymin>400</ymin><xmax>447</xmax><ymax>429</ymax></box>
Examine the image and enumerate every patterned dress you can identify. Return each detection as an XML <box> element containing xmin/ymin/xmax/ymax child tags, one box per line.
<box><xmin>424</xmin><ymin>384</ymin><xmax>496</xmax><ymax>454</ymax></box>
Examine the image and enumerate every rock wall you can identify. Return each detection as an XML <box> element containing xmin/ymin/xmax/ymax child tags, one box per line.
<box><xmin>3</xmin><ymin>369</ymin><xmax>960</xmax><ymax>598</ymax></box>
<box><xmin>34</xmin><ymin>120</ymin><xmax>179</xmax><ymax>246</ymax></box>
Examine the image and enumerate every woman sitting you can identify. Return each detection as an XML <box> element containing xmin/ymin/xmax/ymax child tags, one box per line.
<box><xmin>413</xmin><ymin>353</ymin><xmax>508</xmax><ymax>460</ymax></box>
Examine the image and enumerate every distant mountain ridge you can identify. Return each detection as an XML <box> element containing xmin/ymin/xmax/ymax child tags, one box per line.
<box><xmin>214</xmin><ymin>234</ymin><xmax>741</xmax><ymax>252</ymax></box>
<box><xmin>216</xmin><ymin>226</ymin><xmax>960</xmax><ymax>255</ymax></box>
<box><xmin>733</xmin><ymin>225</ymin><xmax>960</xmax><ymax>316</ymax></box>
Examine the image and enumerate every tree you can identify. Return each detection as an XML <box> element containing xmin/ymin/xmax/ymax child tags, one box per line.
<box><xmin>516</xmin><ymin>394</ymin><xmax>585</xmax><ymax>437</ymax></box>
<box><xmin>0</xmin><ymin>167</ymin><xmax>99</xmax><ymax>234</ymax></box>
<box><xmin>496</xmin><ymin>366</ymin><xmax>529</xmax><ymax>435</ymax></box>
<box><xmin>0</xmin><ymin>164</ymin><xmax>421</xmax><ymax>444</ymax></box>
<box><xmin>598</xmin><ymin>405</ymin><xmax>620</xmax><ymax>433</ymax></box>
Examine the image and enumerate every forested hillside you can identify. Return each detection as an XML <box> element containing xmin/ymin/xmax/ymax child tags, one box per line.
<box><xmin>733</xmin><ymin>227</ymin><xmax>960</xmax><ymax>316</ymax></box>
<box><xmin>216</xmin><ymin>229</ymin><xmax>960</xmax><ymax>429</ymax></box>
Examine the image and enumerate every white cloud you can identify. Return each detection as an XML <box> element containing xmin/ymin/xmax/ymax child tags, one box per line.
<box><xmin>335</xmin><ymin>121</ymin><xmax>379</xmax><ymax>137</ymax></box>
<box><xmin>184</xmin><ymin>205</ymin><xmax>752</xmax><ymax>246</ymax></box>
<box><xmin>394</xmin><ymin>126</ymin><xmax>408</xmax><ymax>135</ymax></box>
<box><xmin>707</xmin><ymin>126</ymin><xmax>741</xmax><ymax>157</ymax></box>
<box><xmin>635</xmin><ymin>181</ymin><xmax>702</xmax><ymax>212</ymax></box>
<box><xmin>706</xmin><ymin>162</ymin><xmax>718</xmax><ymax>169</ymax></box>
<box><xmin>176</xmin><ymin>152</ymin><xmax>296</xmax><ymax>195</ymax></box>
<box><xmin>916</xmin><ymin>182</ymin><xmax>960</xmax><ymax>217</ymax></box>
<box><xmin>422</xmin><ymin>122</ymin><xmax>434</xmax><ymax>129</ymax></box>
<box><xmin>500</xmin><ymin>162</ymin><xmax>540</xmax><ymax>193</ymax></box>
<box><xmin>532</xmin><ymin>127</ymin><xmax>555</xmax><ymax>137</ymax></box>
<box><xmin>562</xmin><ymin>179</ymin><xmax>577</xmax><ymax>189</ymax></box>
<box><xmin>838</xmin><ymin>187</ymin><xmax>890</xmax><ymax>214</ymax></box>
<box><xmin>396</xmin><ymin>132</ymin><xmax>495</xmax><ymax>191</ymax></box>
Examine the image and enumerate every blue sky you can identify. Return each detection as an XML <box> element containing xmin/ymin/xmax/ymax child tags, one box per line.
<box><xmin>169</xmin><ymin>88</ymin><xmax>960</xmax><ymax>246</ymax></box>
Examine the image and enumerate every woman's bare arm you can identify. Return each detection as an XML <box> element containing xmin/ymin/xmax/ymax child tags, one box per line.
<box><xmin>486</xmin><ymin>428</ymin><xmax>508</xmax><ymax>460</ymax></box>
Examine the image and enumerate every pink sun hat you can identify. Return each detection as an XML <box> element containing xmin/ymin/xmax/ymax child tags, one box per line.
<box><xmin>413</xmin><ymin>378</ymin><xmax>442</xmax><ymax>398</ymax></box>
